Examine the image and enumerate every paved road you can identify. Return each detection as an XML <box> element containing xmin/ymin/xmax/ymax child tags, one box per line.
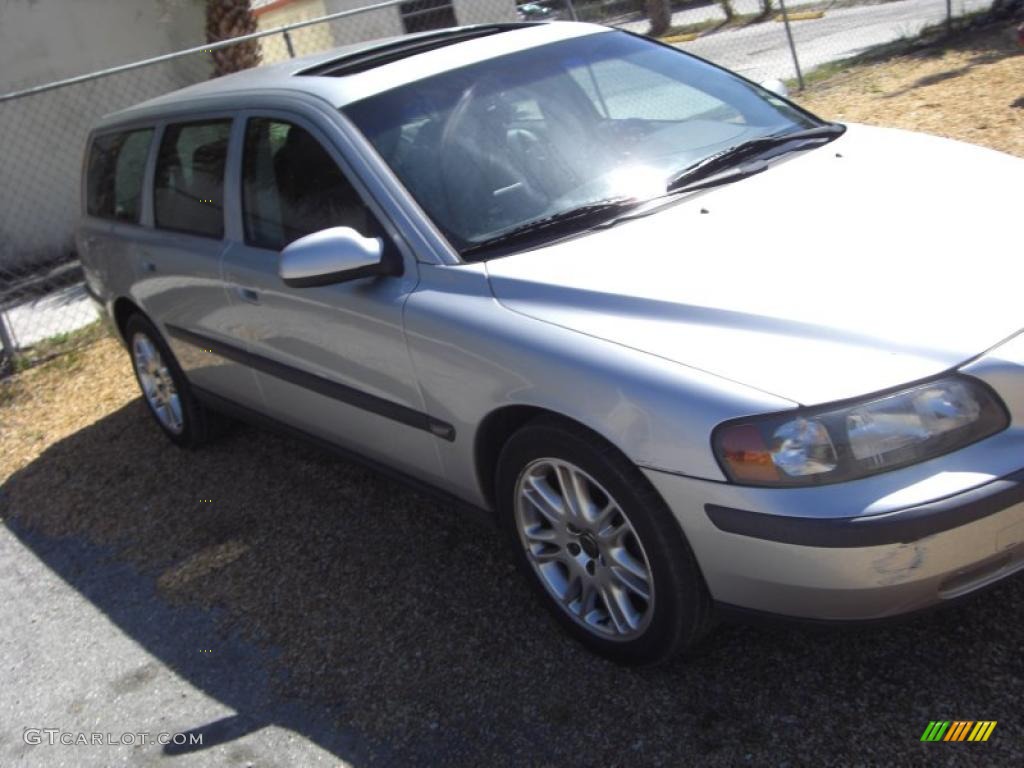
<box><xmin>0</xmin><ymin>522</ymin><xmax>365</xmax><ymax>767</ymax></box>
<box><xmin>618</xmin><ymin>0</ymin><xmax>825</xmax><ymax>33</ymax></box>
<box><xmin>623</xmin><ymin>0</ymin><xmax>994</xmax><ymax>82</ymax></box>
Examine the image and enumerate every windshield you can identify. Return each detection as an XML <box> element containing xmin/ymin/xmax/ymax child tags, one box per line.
<box><xmin>344</xmin><ymin>30</ymin><xmax>819</xmax><ymax>260</ymax></box>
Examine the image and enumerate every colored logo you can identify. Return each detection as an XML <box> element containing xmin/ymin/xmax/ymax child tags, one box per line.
<box><xmin>920</xmin><ymin>721</ymin><xmax>997</xmax><ymax>742</ymax></box>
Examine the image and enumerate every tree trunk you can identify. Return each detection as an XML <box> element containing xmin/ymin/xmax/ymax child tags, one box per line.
<box><xmin>646</xmin><ymin>0</ymin><xmax>672</xmax><ymax>37</ymax></box>
<box><xmin>720</xmin><ymin>0</ymin><xmax>736</xmax><ymax>21</ymax></box>
<box><xmin>206</xmin><ymin>0</ymin><xmax>261</xmax><ymax>78</ymax></box>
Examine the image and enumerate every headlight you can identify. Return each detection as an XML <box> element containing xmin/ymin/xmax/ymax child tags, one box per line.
<box><xmin>712</xmin><ymin>376</ymin><xmax>1008</xmax><ymax>487</ymax></box>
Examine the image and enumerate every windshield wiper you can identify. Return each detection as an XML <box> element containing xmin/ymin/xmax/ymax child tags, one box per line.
<box><xmin>460</xmin><ymin>197</ymin><xmax>640</xmax><ymax>258</ymax></box>
<box><xmin>667</xmin><ymin>123</ymin><xmax>845</xmax><ymax>192</ymax></box>
<box><xmin>460</xmin><ymin>124</ymin><xmax>844</xmax><ymax>257</ymax></box>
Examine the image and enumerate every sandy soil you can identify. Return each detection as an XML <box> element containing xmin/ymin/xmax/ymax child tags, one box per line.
<box><xmin>798</xmin><ymin>24</ymin><xmax>1024</xmax><ymax>158</ymax></box>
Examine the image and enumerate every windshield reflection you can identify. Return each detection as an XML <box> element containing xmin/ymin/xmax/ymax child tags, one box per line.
<box><xmin>345</xmin><ymin>30</ymin><xmax>817</xmax><ymax>258</ymax></box>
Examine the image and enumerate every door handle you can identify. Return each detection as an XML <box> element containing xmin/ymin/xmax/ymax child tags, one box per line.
<box><xmin>236</xmin><ymin>286</ymin><xmax>260</xmax><ymax>304</ymax></box>
<box><xmin>142</xmin><ymin>260</ymin><xmax>157</xmax><ymax>273</ymax></box>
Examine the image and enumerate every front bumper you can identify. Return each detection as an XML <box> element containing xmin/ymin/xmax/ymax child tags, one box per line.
<box><xmin>644</xmin><ymin>464</ymin><xmax>1024</xmax><ymax>621</ymax></box>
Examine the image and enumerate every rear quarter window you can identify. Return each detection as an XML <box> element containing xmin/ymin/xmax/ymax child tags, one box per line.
<box><xmin>86</xmin><ymin>128</ymin><xmax>154</xmax><ymax>222</ymax></box>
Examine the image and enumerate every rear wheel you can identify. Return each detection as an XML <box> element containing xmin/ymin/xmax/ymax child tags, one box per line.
<box><xmin>125</xmin><ymin>314</ymin><xmax>218</xmax><ymax>448</ymax></box>
<box><xmin>496</xmin><ymin>416</ymin><xmax>713</xmax><ymax>664</ymax></box>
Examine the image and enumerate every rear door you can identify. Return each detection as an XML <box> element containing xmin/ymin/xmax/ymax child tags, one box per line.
<box><xmin>219</xmin><ymin>109</ymin><xmax>443</xmax><ymax>482</ymax></box>
<box><xmin>131</xmin><ymin>114</ymin><xmax>262</xmax><ymax>407</ymax></box>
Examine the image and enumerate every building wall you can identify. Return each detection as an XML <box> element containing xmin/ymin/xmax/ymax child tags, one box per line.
<box><xmin>255</xmin><ymin>0</ymin><xmax>519</xmax><ymax>64</ymax></box>
<box><xmin>255</xmin><ymin>0</ymin><xmax>333</xmax><ymax>62</ymax></box>
<box><xmin>0</xmin><ymin>0</ymin><xmax>205</xmax><ymax>92</ymax></box>
<box><xmin>0</xmin><ymin>0</ymin><xmax>207</xmax><ymax>270</ymax></box>
<box><xmin>452</xmin><ymin>0</ymin><xmax>518</xmax><ymax>25</ymax></box>
<box><xmin>255</xmin><ymin>0</ymin><xmax>405</xmax><ymax>63</ymax></box>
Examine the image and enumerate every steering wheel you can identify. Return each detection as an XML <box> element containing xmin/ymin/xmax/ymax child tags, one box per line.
<box><xmin>439</xmin><ymin>77</ymin><xmax>549</xmax><ymax>239</ymax></box>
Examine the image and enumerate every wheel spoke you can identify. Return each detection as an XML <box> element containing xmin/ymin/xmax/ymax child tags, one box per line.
<box><xmin>592</xmin><ymin>500</ymin><xmax>618</xmax><ymax>533</ymax></box>
<box><xmin>597</xmin><ymin>519</ymin><xmax>628</xmax><ymax>547</ymax></box>
<box><xmin>608</xmin><ymin>563</ymin><xmax>650</xmax><ymax>601</ymax></box>
<box><xmin>526</xmin><ymin>544</ymin><xmax>563</xmax><ymax>565</ymax></box>
<box><xmin>522</xmin><ymin>523</ymin><xmax>557</xmax><ymax>543</ymax></box>
<box><xmin>609</xmin><ymin>545</ymin><xmax>647</xmax><ymax>581</ymax></box>
<box><xmin>156</xmin><ymin>402</ymin><xmax>172</xmax><ymax>426</ymax></box>
<box><xmin>138</xmin><ymin>374</ymin><xmax>159</xmax><ymax>400</ymax></box>
<box><xmin>600</xmin><ymin>582</ymin><xmax>635</xmax><ymax>634</ymax></box>
<box><xmin>524</xmin><ymin>475</ymin><xmax>565</xmax><ymax>526</ymax></box>
<box><xmin>133</xmin><ymin>339</ymin><xmax>151</xmax><ymax>366</ymax></box>
<box><xmin>561</xmin><ymin>571</ymin><xmax>584</xmax><ymax>608</ymax></box>
<box><xmin>167</xmin><ymin>396</ymin><xmax>183</xmax><ymax>430</ymax></box>
<box><xmin>554</xmin><ymin>464</ymin><xmax>590</xmax><ymax>522</ymax></box>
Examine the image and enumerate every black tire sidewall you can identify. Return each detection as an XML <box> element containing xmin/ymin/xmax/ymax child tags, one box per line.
<box><xmin>496</xmin><ymin>418</ymin><xmax>711</xmax><ymax>665</ymax></box>
<box><xmin>124</xmin><ymin>314</ymin><xmax>208</xmax><ymax>448</ymax></box>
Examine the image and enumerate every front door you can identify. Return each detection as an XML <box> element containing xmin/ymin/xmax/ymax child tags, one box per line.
<box><xmin>219</xmin><ymin>113</ymin><xmax>443</xmax><ymax>483</ymax></box>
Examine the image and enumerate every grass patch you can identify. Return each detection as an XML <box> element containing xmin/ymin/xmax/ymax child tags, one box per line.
<box><xmin>787</xmin><ymin>5</ymin><xmax>1019</xmax><ymax>90</ymax></box>
<box><xmin>11</xmin><ymin>320</ymin><xmax>109</xmax><ymax>373</ymax></box>
<box><xmin>0</xmin><ymin>378</ymin><xmax>22</xmax><ymax>407</ymax></box>
<box><xmin>4</xmin><ymin>319</ymin><xmax>110</xmax><ymax>378</ymax></box>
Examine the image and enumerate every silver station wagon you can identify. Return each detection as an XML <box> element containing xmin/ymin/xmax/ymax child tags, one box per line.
<box><xmin>79</xmin><ymin>22</ymin><xmax>1024</xmax><ymax>664</ymax></box>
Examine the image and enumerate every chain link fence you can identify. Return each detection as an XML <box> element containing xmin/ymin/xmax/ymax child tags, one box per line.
<box><xmin>0</xmin><ymin>0</ymin><xmax>1008</xmax><ymax>375</ymax></box>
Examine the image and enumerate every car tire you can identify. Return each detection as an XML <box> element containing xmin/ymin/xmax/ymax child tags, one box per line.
<box><xmin>496</xmin><ymin>415</ymin><xmax>714</xmax><ymax>665</ymax></box>
<box><xmin>124</xmin><ymin>313</ymin><xmax>220</xmax><ymax>448</ymax></box>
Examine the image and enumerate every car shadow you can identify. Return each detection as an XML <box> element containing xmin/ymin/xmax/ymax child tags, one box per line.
<box><xmin>3</xmin><ymin>399</ymin><xmax>1023</xmax><ymax>765</ymax></box>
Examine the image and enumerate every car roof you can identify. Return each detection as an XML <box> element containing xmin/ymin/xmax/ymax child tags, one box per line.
<box><xmin>98</xmin><ymin>21</ymin><xmax>611</xmax><ymax>129</ymax></box>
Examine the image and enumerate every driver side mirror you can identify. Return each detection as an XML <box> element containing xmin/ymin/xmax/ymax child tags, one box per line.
<box><xmin>759</xmin><ymin>78</ymin><xmax>790</xmax><ymax>99</ymax></box>
<box><xmin>279</xmin><ymin>227</ymin><xmax>400</xmax><ymax>288</ymax></box>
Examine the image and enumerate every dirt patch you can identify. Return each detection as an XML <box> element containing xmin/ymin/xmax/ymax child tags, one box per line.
<box><xmin>1</xmin><ymin>335</ymin><xmax>136</xmax><ymax>486</ymax></box>
<box><xmin>797</xmin><ymin>25</ymin><xmax>1024</xmax><ymax>158</ymax></box>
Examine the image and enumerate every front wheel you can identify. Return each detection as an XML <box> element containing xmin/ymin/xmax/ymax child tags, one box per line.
<box><xmin>496</xmin><ymin>416</ymin><xmax>713</xmax><ymax>665</ymax></box>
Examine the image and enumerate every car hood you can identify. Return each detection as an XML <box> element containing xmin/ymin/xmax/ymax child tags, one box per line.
<box><xmin>486</xmin><ymin>124</ymin><xmax>1023</xmax><ymax>405</ymax></box>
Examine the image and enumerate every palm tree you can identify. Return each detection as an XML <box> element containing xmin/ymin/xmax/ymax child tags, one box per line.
<box><xmin>205</xmin><ymin>0</ymin><xmax>261</xmax><ymax>77</ymax></box>
<box><xmin>646</xmin><ymin>0</ymin><xmax>672</xmax><ymax>37</ymax></box>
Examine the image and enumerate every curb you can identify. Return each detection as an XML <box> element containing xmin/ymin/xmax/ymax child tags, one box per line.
<box><xmin>776</xmin><ymin>11</ymin><xmax>826</xmax><ymax>22</ymax></box>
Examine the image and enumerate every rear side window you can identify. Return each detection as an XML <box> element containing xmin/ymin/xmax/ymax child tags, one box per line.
<box><xmin>86</xmin><ymin>128</ymin><xmax>153</xmax><ymax>222</ymax></box>
<box><xmin>241</xmin><ymin>118</ymin><xmax>382</xmax><ymax>251</ymax></box>
<box><xmin>154</xmin><ymin>120</ymin><xmax>231</xmax><ymax>238</ymax></box>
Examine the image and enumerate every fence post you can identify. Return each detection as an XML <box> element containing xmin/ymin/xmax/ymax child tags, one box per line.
<box><xmin>282</xmin><ymin>29</ymin><xmax>296</xmax><ymax>58</ymax></box>
<box><xmin>945</xmin><ymin>0</ymin><xmax>952</xmax><ymax>35</ymax></box>
<box><xmin>0</xmin><ymin>309</ymin><xmax>16</xmax><ymax>373</ymax></box>
<box><xmin>777</xmin><ymin>0</ymin><xmax>805</xmax><ymax>91</ymax></box>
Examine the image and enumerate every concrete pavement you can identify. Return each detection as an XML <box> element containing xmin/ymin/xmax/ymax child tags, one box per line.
<box><xmin>0</xmin><ymin>521</ymin><xmax>366</xmax><ymax>767</ymax></box>
<box><xmin>621</xmin><ymin>0</ymin><xmax>995</xmax><ymax>82</ymax></box>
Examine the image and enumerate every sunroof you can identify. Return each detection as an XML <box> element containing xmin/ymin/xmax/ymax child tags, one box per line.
<box><xmin>298</xmin><ymin>24</ymin><xmax>537</xmax><ymax>78</ymax></box>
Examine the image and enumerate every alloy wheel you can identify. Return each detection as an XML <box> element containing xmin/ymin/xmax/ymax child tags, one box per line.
<box><xmin>131</xmin><ymin>332</ymin><xmax>184</xmax><ymax>435</ymax></box>
<box><xmin>514</xmin><ymin>458</ymin><xmax>655</xmax><ymax>641</ymax></box>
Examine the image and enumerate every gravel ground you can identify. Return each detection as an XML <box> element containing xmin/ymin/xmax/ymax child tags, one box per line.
<box><xmin>3</xmin><ymin>25</ymin><xmax>1024</xmax><ymax>767</ymax></box>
